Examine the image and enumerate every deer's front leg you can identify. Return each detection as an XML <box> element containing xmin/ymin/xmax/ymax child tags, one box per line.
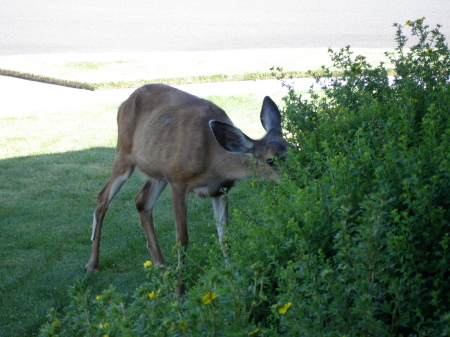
<box><xmin>212</xmin><ymin>195</ymin><xmax>229</xmax><ymax>256</ymax></box>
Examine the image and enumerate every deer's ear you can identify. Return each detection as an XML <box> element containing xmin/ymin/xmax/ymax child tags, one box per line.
<box><xmin>260</xmin><ymin>96</ymin><xmax>282</xmax><ymax>133</ymax></box>
<box><xmin>209</xmin><ymin>120</ymin><xmax>254</xmax><ymax>154</ymax></box>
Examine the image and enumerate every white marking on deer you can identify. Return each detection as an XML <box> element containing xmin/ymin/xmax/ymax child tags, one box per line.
<box><xmin>91</xmin><ymin>212</ymin><xmax>97</xmax><ymax>241</ymax></box>
<box><xmin>108</xmin><ymin>170</ymin><xmax>133</xmax><ymax>202</ymax></box>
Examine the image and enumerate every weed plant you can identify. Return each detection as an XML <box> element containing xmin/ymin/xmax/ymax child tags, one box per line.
<box><xmin>39</xmin><ymin>19</ymin><xmax>450</xmax><ymax>336</ymax></box>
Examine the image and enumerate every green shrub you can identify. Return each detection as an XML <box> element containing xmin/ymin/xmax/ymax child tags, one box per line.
<box><xmin>266</xmin><ymin>17</ymin><xmax>450</xmax><ymax>336</ymax></box>
<box><xmin>40</xmin><ymin>18</ymin><xmax>450</xmax><ymax>336</ymax></box>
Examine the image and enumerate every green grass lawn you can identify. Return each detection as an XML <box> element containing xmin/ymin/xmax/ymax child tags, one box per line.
<box><xmin>0</xmin><ymin>91</ymin><xmax>286</xmax><ymax>337</ymax></box>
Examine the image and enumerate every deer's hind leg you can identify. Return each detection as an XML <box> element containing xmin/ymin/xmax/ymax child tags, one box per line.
<box><xmin>135</xmin><ymin>178</ymin><xmax>168</xmax><ymax>265</ymax></box>
<box><xmin>85</xmin><ymin>154</ymin><xmax>135</xmax><ymax>271</ymax></box>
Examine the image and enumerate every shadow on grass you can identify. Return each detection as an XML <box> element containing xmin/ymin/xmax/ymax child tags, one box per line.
<box><xmin>0</xmin><ymin>147</ymin><xmax>222</xmax><ymax>337</ymax></box>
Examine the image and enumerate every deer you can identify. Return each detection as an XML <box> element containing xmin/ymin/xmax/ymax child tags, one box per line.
<box><xmin>85</xmin><ymin>83</ymin><xmax>290</xmax><ymax>294</ymax></box>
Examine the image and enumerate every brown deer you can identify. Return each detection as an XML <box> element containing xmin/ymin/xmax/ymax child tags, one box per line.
<box><xmin>85</xmin><ymin>84</ymin><xmax>290</xmax><ymax>293</ymax></box>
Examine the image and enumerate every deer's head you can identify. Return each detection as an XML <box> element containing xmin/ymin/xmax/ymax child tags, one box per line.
<box><xmin>210</xmin><ymin>96</ymin><xmax>291</xmax><ymax>182</ymax></box>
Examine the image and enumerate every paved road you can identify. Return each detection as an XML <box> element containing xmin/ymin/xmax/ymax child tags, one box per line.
<box><xmin>1</xmin><ymin>0</ymin><xmax>449</xmax><ymax>114</ymax></box>
<box><xmin>1</xmin><ymin>0</ymin><xmax>449</xmax><ymax>55</ymax></box>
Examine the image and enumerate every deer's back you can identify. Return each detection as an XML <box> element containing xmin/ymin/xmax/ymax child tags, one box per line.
<box><xmin>116</xmin><ymin>84</ymin><xmax>235</xmax><ymax>184</ymax></box>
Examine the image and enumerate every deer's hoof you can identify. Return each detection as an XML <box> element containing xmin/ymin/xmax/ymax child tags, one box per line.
<box><xmin>85</xmin><ymin>261</ymin><xmax>99</xmax><ymax>272</ymax></box>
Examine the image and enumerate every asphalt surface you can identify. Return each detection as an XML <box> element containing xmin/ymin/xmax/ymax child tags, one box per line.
<box><xmin>1</xmin><ymin>0</ymin><xmax>449</xmax><ymax>55</ymax></box>
<box><xmin>1</xmin><ymin>0</ymin><xmax>449</xmax><ymax>113</ymax></box>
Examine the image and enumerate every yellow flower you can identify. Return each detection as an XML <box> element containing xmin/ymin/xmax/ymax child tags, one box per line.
<box><xmin>99</xmin><ymin>322</ymin><xmax>110</xmax><ymax>329</ymax></box>
<box><xmin>143</xmin><ymin>260</ymin><xmax>153</xmax><ymax>268</ymax></box>
<box><xmin>201</xmin><ymin>291</ymin><xmax>217</xmax><ymax>304</ymax></box>
<box><xmin>148</xmin><ymin>291</ymin><xmax>157</xmax><ymax>299</ymax></box>
<box><xmin>95</xmin><ymin>295</ymin><xmax>101</xmax><ymax>300</ymax></box>
<box><xmin>179</xmin><ymin>321</ymin><xmax>187</xmax><ymax>330</ymax></box>
<box><xmin>248</xmin><ymin>327</ymin><xmax>260</xmax><ymax>335</ymax></box>
<box><xmin>278</xmin><ymin>302</ymin><xmax>292</xmax><ymax>314</ymax></box>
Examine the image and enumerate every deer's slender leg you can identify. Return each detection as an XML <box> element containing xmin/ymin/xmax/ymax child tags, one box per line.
<box><xmin>170</xmin><ymin>183</ymin><xmax>189</xmax><ymax>295</ymax></box>
<box><xmin>85</xmin><ymin>155</ymin><xmax>134</xmax><ymax>271</ymax></box>
<box><xmin>212</xmin><ymin>195</ymin><xmax>228</xmax><ymax>250</ymax></box>
<box><xmin>135</xmin><ymin>178</ymin><xmax>168</xmax><ymax>265</ymax></box>
<box><xmin>213</xmin><ymin>196</ymin><xmax>229</xmax><ymax>263</ymax></box>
